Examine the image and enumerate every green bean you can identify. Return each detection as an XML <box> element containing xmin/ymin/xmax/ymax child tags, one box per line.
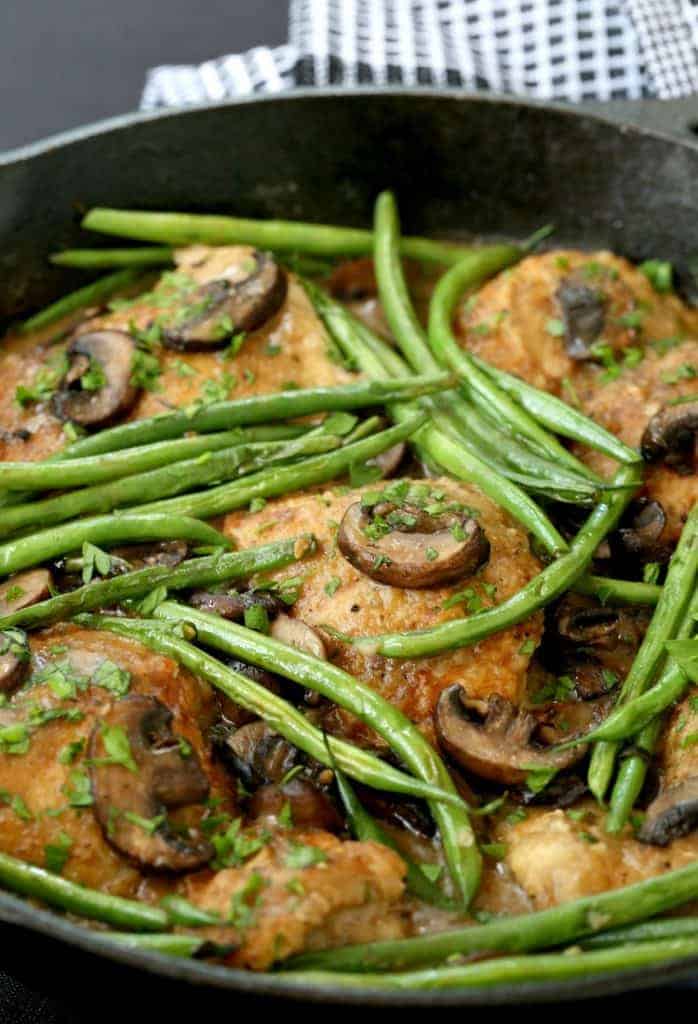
<box><xmin>0</xmin><ymin>849</ymin><xmax>167</xmax><ymax>931</ymax></box>
<box><xmin>428</xmin><ymin>248</ymin><xmax>597</xmax><ymax>479</ymax></box>
<box><xmin>582</xmin><ymin>917</ymin><xmax>698</xmax><ymax>949</ymax></box>
<box><xmin>473</xmin><ymin>356</ymin><xmax>642</xmax><ymax>466</ymax></box>
<box><xmin>78</xmin><ymin>613</ymin><xmax>462</xmax><ymax>807</ymax></box>
<box><xmin>588</xmin><ymin>504</ymin><xmax>698</xmax><ymax>803</ymax></box>
<box><xmin>346</xmin><ymin>462</ymin><xmax>641</xmax><ymax>659</ymax></box>
<box><xmin>19</xmin><ymin>269</ymin><xmax>141</xmax><ymax>334</ymax></box>
<box><xmin>0</xmin><ymin>435</ymin><xmax>338</xmax><ymax>537</ymax></box>
<box><xmin>333</xmin><ymin>766</ymin><xmax>456</xmax><ymax>909</ymax></box>
<box><xmin>373</xmin><ymin>191</ymin><xmax>441</xmax><ymax>374</ymax></box>
<box><xmin>0</xmin><ymin>537</ymin><xmax>310</xmax><ymax>629</ymax></box>
<box><xmin>573</xmin><ymin>574</ymin><xmax>661</xmax><ymax>606</ymax></box>
<box><xmin>286</xmin><ymin>857</ymin><xmax>698</xmax><ymax>972</ymax></box>
<box><xmin>57</xmin><ymin>377</ymin><xmax>448</xmax><ymax>459</ymax></box>
<box><xmin>159</xmin><ymin>894</ymin><xmax>222</xmax><ymax>927</ymax></box>
<box><xmin>603</xmin><ymin>564</ymin><xmax>698</xmax><ymax>832</ymax></box>
<box><xmin>0</xmin><ymin>427</ymin><xmax>306</xmax><ymax>491</ymax></box>
<box><xmin>0</xmin><ymin>512</ymin><xmax>228</xmax><ymax>577</ymax></box>
<box><xmin>103</xmin><ymin>933</ymin><xmax>205</xmax><ymax>957</ymax></box>
<box><xmin>152</xmin><ymin>601</ymin><xmax>480</xmax><ymax>906</ymax></box>
<box><xmin>606</xmin><ymin>718</ymin><xmax>663</xmax><ymax>833</ymax></box>
<box><xmin>50</xmin><ymin>247</ymin><xmax>174</xmax><ymax>269</ymax></box>
<box><xmin>287</xmin><ymin>937</ymin><xmax>698</xmax><ymax>990</ymax></box>
<box><xmin>81</xmin><ymin>207</ymin><xmax>484</xmax><ymax>265</ymax></box>
<box><xmin>307</xmin><ymin>280</ymin><xmax>568</xmax><ymax>555</ymax></box>
<box><xmin>136</xmin><ymin>415</ymin><xmax>427</xmax><ymax>521</ymax></box>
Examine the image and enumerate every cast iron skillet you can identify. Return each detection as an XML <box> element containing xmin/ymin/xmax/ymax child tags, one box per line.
<box><xmin>1</xmin><ymin>89</ymin><xmax>698</xmax><ymax>1005</ymax></box>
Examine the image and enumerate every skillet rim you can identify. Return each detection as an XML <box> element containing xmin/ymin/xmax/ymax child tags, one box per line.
<box><xmin>0</xmin><ymin>87</ymin><xmax>697</xmax><ymax>1004</ymax></box>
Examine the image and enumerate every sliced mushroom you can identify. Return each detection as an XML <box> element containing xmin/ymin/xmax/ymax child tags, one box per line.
<box><xmin>555</xmin><ymin>277</ymin><xmax>606</xmax><ymax>359</ymax></box>
<box><xmin>189</xmin><ymin>588</ymin><xmax>285</xmax><ymax>622</ymax></box>
<box><xmin>109</xmin><ymin>540</ymin><xmax>189</xmax><ymax>571</ymax></box>
<box><xmin>270</xmin><ymin>614</ymin><xmax>326</xmax><ymax>660</ymax></box>
<box><xmin>368</xmin><ymin>442</ymin><xmax>406</xmax><ymax>480</ymax></box>
<box><xmin>0</xmin><ymin>570</ymin><xmax>52</xmax><ymax>616</ymax></box>
<box><xmin>612</xmin><ymin>498</ymin><xmax>670</xmax><ymax>564</ymax></box>
<box><xmin>216</xmin><ymin>660</ymin><xmax>283</xmax><ymax>728</ymax></box>
<box><xmin>248</xmin><ymin>777</ymin><xmax>342</xmax><ymax>832</ymax></box>
<box><xmin>639</xmin><ymin>778</ymin><xmax>698</xmax><ymax>846</ymax></box>
<box><xmin>434</xmin><ymin>687</ymin><xmax>587</xmax><ymax>786</ymax></box>
<box><xmin>163</xmin><ymin>252</ymin><xmax>287</xmax><ymax>351</ymax></box>
<box><xmin>223</xmin><ymin>720</ymin><xmax>300</xmax><ymax>788</ymax></box>
<box><xmin>641</xmin><ymin>401</ymin><xmax>698</xmax><ymax>473</ymax></box>
<box><xmin>338</xmin><ymin>501</ymin><xmax>489</xmax><ymax>588</ymax></box>
<box><xmin>352</xmin><ymin>785</ymin><xmax>435</xmax><ymax>838</ymax></box>
<box><xmin>52</xmin><ymin>331</ymin><xmax>139</xmax><ymax>428</ymax></box>
<box><xmin>0</xmin><ymin>628</ymin><xmax>30</xmax><ymax>696</ymax></box>
<box><xmin>88</xmin><ymin>695</ymin><xmax>213</xmax><ymax>870</ymax></box>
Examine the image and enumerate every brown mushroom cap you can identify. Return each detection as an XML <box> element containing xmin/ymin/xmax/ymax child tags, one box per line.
<box><xmin>189</xmin><ymin>589</ymin><xmax>285</xmax><ymax>622</ymax></box>
<box><xmin>0</xmin><ymin>628</ymin><xmax>30</xmax><ymax>697</ymax></box>
<box><xmin>52</xmin><ymin>331</ymin><xmax>139</xmax><ymax>428</ymax></box>
<box><xmin>223</xmin><ymin>720</ymin><xmax>300</xmax><ymax>789</ymax></box>
<box><xmin>88</xmin><ymin>695</ymin><xmax>213</xmax><ymax>870</ymax></box>
<box><xmin>555</xmin><ymin>276</ymin><xmax>606</xmax><ymax>360</ymax></box>
<box><xmin>0</xmin><ymin>570</ymin><xmax>52</xmax><ymax>615</ymax></box>
<box><xmin>338</xmin><ymin>501</ymin><xmax>489</xmax><ymax>588</ymax></box>
<box><xmin>270</xmin><ymin>614</ymin><xmax>327</xmax><ymax>661</ymax></box>
<box><xmin>612</xmin><ymin>498</ymin><xmax>670</xmax><ymax>564</ymax></box>
<box><xmin>248</xmin><ymin>777</ymin><xmax>342</xmax><ymax>832</ymax></box>
<box><xmin>641</xmin><ymin>401</ymin><xmax>698</xmax><ymax>473</ymax></box>
<box><xmin>639</xmin><ymin>777</ymin><xmax>698</xmax><ymax>846</ymax></box>
<box><xmin>163</xmin><ymin>251</ymin><xmax>287</xmax><ymax>351</ymax></box>
<box><xmin>434</xmin><ymin>687</ymin><xmax>587</xmax><ymax>786</ymax></box>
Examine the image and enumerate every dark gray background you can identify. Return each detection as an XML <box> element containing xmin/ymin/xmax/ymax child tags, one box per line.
<box><xmin>1</xmin><ymin>0</ymin><xmax>287</xmax><ymax>151</ymax></box>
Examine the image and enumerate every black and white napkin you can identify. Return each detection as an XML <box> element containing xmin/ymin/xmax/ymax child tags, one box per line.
<box><xmin>141</xmin><ymin>0</ymin><xmax>698</xmax><ymax>110</ymax></box>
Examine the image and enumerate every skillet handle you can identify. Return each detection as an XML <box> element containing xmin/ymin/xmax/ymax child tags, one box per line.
<box><xmin>578</xmin><ymin>96</ymin><xmax>698</xmax><ymax>140</ymax></box>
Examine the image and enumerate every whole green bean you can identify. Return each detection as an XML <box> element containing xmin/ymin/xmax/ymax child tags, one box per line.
<box><xmin>0</xmin><ymin>435</ymin><xmax>338</xmax><ymax>537</ymax></box>
<box><xmin>573</xmin><ymin>574</ymin><xmax>661</xmax><ymax>606</ymax></box>
<box><xmin>582</xmin><ymin>917</ymin><xmax>698</xmax><ymax>950</ymax></box>
<box><xmin>333</xmin><ymin>766</ymin><xmax>456</xmax><ymax>909</ymax></box>
<box><xmin>58</xmin><ymin>376</ymin><xmax>448</xmax><ymax>459</ymax></box>
<box><xmin>606</xmin><ymin>718</ymin><xmax>664</xmax><ymax>833</ymax></box>
<box><xmin>0</xmin><ymin>427</ymin><xmax>305</xmax><ymax>491</ymax></box>
<box><xmin>20</xmin><ymin>269</ymin><xmax>141</xmax><ymax>334</ymax></box>
<box><xmin>137</xmin><ymin>415</ymin><xmax>427</xmax><ymax>521</ymax></box>
<box><xmin>104</xmin><ymin>933</ymin><xmax>205</xmax><ymax>957</ymax></box>
<box><xmin>0</xmin><ymin>512</ymin><xmax>228</xmax><ymax>577</ymax></box>
<box><xmin>152</xmin><ymin>601</ymin><xmax>481</xmax><ymax>907</ymax></box>
<box><xmin>286</xmin><ymin>857</ymin><xmax>698</xmax><ymax>972</ymax></box>
<box><xmin>0</xmin><ymin>849</ymin><xmax>167</xmax><ymax>931</ymax></box>
<box><xmin>81</xmin><ymin>207</ymin><xmax>483</xmax><ymax>265</ymax></box>
<box><xmin>0</xmin><ymin>536</ymin><xmax>311</xmax><ymax>629</ymax></box>
<box><xmin>588</xmin><ymin>504</ymin><xmax>698</xmax><ymax>803</ymax></box>
<box><xmin>287</xmin><ymin>937</ymin><xmax>698</xmax><ymax>990</ymax></box>
<box><xmin>77</xmin><ymin>614</ymin><xmax>461</xmax><ymax>807</ymax></box>
<box><xmin>346</xmin><ymin>462</ymin><xmax>641</xmax><ymax>658</ymax></box>
<box><xmin>473</xmin><ymin>356</ymin><xmax>642</xmax><ymax>466</ymax></box>
<box><xmin>373</xmin><ymin>191</ymin><xmax>440</xmax><ymax>374</ymax></box>
<box><xmin>50</xmin><ymin>247</ymin><xmax>174</xmax><ymax>269</ymax></box>
<box><xmin>307</xmin><ymin>280</ymin><xmax>568</xmax><ymax>555</ymax></box>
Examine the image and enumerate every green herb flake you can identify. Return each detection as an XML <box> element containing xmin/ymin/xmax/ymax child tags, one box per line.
<box><xmin>546</xmin><ymin>317</ymin><xmax>565</xmax><ymax>337</ymax></box>
<box><xmin>44</xmin><ymin>831</ymin><xmax>73</xmax><ymax>874</ymax></box>
<box><xmin>283</xmin><ymin>840</ymin><xmax>328</xmax><ymax>870</ymax></box>
<box><xmin>324</xmin><ymin>577</ymin><xmax>342</xmax><ymax>597</ymax></box>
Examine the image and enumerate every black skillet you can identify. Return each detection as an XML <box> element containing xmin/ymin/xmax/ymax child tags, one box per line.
<box><xmin>0</xmin><ymin>89</ymin><xmax>698</xmax><ymax>1007</ymax></box>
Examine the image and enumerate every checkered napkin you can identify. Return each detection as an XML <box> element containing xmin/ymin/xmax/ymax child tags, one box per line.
<box><xmin>141</xmin><ymin>0</ymin><xmax>698</xmax><ymax>109</ymax></box>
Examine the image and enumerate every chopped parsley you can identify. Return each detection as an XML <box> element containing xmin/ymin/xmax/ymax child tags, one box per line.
<box><xmin>283</xmin><ymin>840</ymin><xmax>328</xmax><ymax>870</ymax></box>
<box><xmin>324</xmin><ymin>576</ymin><xmax>342</xmax><ymax>597</ymax></box>
<box><xmin>639</xmin><ymin>259</ymin><xmax>673</xmax><ymax>293</ymax></box>
<box><xmin>44</xmin><ymin>831</ymin><xmax>73</xmax><ymax>874</ymax></box>
<box><xmin>92</xmin><ymin>660</ymin><xmax>131</xmax><ymax>697</ymax></box>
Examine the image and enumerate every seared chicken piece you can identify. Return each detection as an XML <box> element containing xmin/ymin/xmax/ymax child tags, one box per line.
<box><xmin>0</xmin><ymin>246</ymin><xmax>350</xmax><ymax>462</ymax></box>
<box><xmin>496</xmin><ymin>800</ymin><xmax>698</xmax><ymax>908</ymax></box>
<box><xmin>0</xmin><ymin>626</ymin><xmax>224</xmax><ymax>895</ymax></box>
<box><xmin>454</xmin><ymin>249</ymin><xmax>698</xmax><ymax>395</ymax></box>
<box><xmin>224</xmin><ymin>477</ymin><xmax>543</xmax><ymax>746</ymax></box>
<box><xmin>574</xmin><ymin>341</ymin><xmax>698</xmax><ymax>544</ymax></box>
<box><xmin>180</xmin><ymin>828</ymin><xmax>407</xmax><ymax>969</ymax></box>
